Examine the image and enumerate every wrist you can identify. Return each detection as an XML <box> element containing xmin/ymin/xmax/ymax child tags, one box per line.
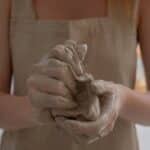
<box><xmin>7</xmin><ymin>96</ymin><xmax>37</xmax><ymax>131</ymax></box>
<box><xmin>117</xmin><ymin>84</ymin><xmax>133</xmax><ymax>119</ymax></box>
<box><xmin>19</xmin><ymin>96</ymin><xmax>39</xmax><ymax>129</ymax></box>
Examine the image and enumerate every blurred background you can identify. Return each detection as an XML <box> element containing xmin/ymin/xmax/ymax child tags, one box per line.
<box><xmin>135</xmin><ymin>46</ymin><xmax>150</xmax><ymax>150</ymax></box>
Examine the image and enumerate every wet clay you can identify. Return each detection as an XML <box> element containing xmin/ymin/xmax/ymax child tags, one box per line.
<box><xmin>50</xmin><ymin>40</ymin><xmax>101</xmax><ymax>121</ymax></box>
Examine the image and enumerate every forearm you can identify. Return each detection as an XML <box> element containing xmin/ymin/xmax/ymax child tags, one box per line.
<box><xmin>120</xmin><ymin>86</ymin><xmax>150</xmax><ymax>125</ymax></box>
<box><xmin>0</xmin><ymin>92</ymin><xmax>36</xmax><ymax>131</ymax></box>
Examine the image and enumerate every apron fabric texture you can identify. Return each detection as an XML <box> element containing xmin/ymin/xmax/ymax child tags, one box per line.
<box><xmin>1</xmin><ymin>0</ymin><xmax>139</xmax><ymax>149</ymax></box>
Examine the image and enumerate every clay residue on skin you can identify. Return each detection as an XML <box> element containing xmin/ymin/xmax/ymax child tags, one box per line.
<box><xmin>52</xmin><ymin>40</ymin><xmax>101</xmax><ymax>121</ymax></box>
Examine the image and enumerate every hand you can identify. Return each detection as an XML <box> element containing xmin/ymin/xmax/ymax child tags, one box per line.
<box><xmin>52</xmin><ymin>79</ymin><xmax>101</xmax><ymax>121</ymax></box>
<box><xmin>55</xmin><ymin>80</ymin><xmax>126</xmax><ymax>144</ymax></box>
<box><xmin>49</xmin><ymin>40</ymin><xmax>101</xmax><ymax>121</ymax></box>
<box><xmin>26</xmin><ymin>40</ymin><xmax>85</xmax><ymax>125</ymax></box>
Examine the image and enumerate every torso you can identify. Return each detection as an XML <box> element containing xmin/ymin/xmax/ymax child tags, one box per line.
<box><xmin>0</xmin><ymin>0</ymin><xmax>139</xmax><ymax>150</ymax></box>
<box><xmin>33</xmin><ymin>0</ymin><xmax>108</xmax><ymax>20</ymax></box>
<box><xmin>33</xmin><ymin>0</ymin><xmax>139</xmax><ymax>25</ymax></box>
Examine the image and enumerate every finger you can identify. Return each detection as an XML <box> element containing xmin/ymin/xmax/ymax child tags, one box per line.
<box><xmin>33</xmin><ymin>59</ymin><xmax>77</xmax><ymax>94</ymax></box>
<box><xmin>64</xmin><ymin>40</ymin><xmax>78</xmax><ymax>61</ymax></box>
<box><xmin>80</xmin><ymin>95</ymin><xmax>101</xmax><ymax>121</ymax></box>
<box><xmin>55</xmin><ymin>116</ymin><xmax>87</xmax><ymax>144</ymax></box>
<box><xmin>85</xmin><ymin>136</ymin><xmax>100</xmax><ymax>144</ymax></box>
<box><xmin>52</xmin><ymin>96</ymin><xmax>100</xmax><ymax>120</ymax></box>
<box><xmin>99</xmin><ymin>111</ymin><xmax>118</xmax><ymax>137</ymax></box>
<box><xmin>31</xmin><ymin>107</ymin><xmax>54</xmax><ymax>126</ymax></box>
<box><xmin>90</xmin><ymin>80</ymin><xmax>116</xmax><ymax>95</ymax></box>
<box><xmin>62</xmin><ymin>126</ymin><xmax>99</xmax><ymax>145</ymax></box>
<box><xmin>28</xmin><ymin>88</ymin><xmax>77</xmax><ymax>109</ymax></box>
<box><xmin>48</xmin><ymin>44</ymin><xmax>83</xmax><ymax>75</ymax></box>
<box><xmin>51</xmin><ymin>108</ymin><xmax>81</xmax><ymax>118</ymax></box>
<box><xmin>27</xmin><ymin>74</ymin><xmax>72</xmax><ymax>98</ymax></box>
<box><xmin>73</xmin><ymin>134</ymin><xmax>100</xmax><ymax>145</ymax></box>
<box><xmin>48</xmin><ymin>44</ymin><xmax>74</xmax><ymax>64</ymax></box>
<box><xmin>76</xmin><ymin>44</ymin><xmax>88</xmax><ymax>62</ymax></box>
<box><xmin>33</xmin><ymin>58</ymin><xmax>68</xmax><ymax>75</ymax></box>
<box><xmin>64</xmin><ymin>40</ymin><xmax>77</xmax><ymax>48</ymax></box>
<box><xmin>64</xmin><ymin>40</ymin><xmax>85</xmax><ymax>75</ymax></box>
<box><xmin>55</xmin><ymin>117</ymin><xmax>84</xmax><ymax>144</ymax></box>
<box><xmin>96</xmin><ymin>93</ymin><xmax>118</xmax><ymax>137</ymax></box>
<box><xmin>64</xmin><ymin>40</ymin><xmax>87</xmax><ymax>62</ymax></box>
<box><xmin>55</xmin><ymin>117</ymin><xmax>100</xmax><ymax>137</ymax></box>
<box><xmin>55</xmin><ymin>117</ymin><xmax>99</xmax><ymax>144</ymax></box>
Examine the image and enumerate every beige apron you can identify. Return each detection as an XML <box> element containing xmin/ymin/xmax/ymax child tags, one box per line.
<box><xmin>0</xmin><ymin>0</ymin><xmax>139</xmax><ymax>149</ymax></box>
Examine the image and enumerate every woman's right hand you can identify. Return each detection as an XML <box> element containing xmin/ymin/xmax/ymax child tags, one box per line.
<box><xmin>26</xmin><ymin>41</ymin><xmax>83</xmax><ymax>125</ymax></box>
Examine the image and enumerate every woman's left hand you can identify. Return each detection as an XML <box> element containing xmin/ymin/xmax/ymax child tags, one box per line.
<box><xmin>55</xmin><ymin>80</ymin><xmax>128</xmax><ymax>144</ymax></box>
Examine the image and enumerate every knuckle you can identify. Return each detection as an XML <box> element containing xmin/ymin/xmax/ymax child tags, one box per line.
<box><xmin>51</xmin><ymin>48</ymin><xmax>61</xmax><ymax>56</ymax></box>
<box><xmin>55</xmin><ymin>46</ymin><xmax>64</xmax><ymax>53</ymax></box>
<box><xmin>65</xmin><ymin>40</ymin><xmax>77</xmax><ymax>45</ymax></box>
<box><xmin>48</xmin><ymin>44</ymin><xmax>64</xmax><ymax>58</ymax></box>
<box><xmin>28</xmin><ymin>88</ymin><xmax>45</xmax><ymax>108</ymax></box>
<box><xmin>57</xmin><ymin>81</ymin><xmax>65</xmax><ymax>91</ymax></box>
<box><xmin>51</xmin><ymin>45</ymin><xmax>65</xmax><ymax>56</ymax></box>
<box><xmin>47</xmin><ymin>58</ymin><xmax>65</xmax><ymax>68</ymax></box>
<box><xmin>54</xmin><ymin>44</ymin><xmax>65</xmax><ymax>50</ymax></box>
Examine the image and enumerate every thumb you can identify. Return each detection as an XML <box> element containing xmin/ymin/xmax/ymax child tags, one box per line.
<box><xmin>90</xmin><ymin>80</ymin><xmax>115</xmax><ymax>95</ymax></box>
<box><xmin>76</xmin><ymin>44</ymin><xmax>88</xmax><ymax>62</ymax></box>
